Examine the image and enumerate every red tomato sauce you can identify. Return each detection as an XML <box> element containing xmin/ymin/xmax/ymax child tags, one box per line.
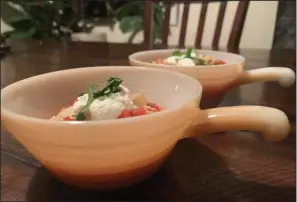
<box><xmin>118</xmin><ymin>103</ymin><xmax>162</xmax><ymax>118</ymax></box>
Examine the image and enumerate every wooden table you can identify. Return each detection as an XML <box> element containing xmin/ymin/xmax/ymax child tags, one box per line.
<box><xmin>1</xmin><ymin>42</ymin><xmax>296</xmax><ymax>201</ymax></box>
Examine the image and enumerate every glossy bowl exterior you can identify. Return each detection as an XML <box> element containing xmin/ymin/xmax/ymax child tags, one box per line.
<box><xmin>1</xmin><ymin>66</ymin><xmax>201</xmax><ymax>190</ymax></box>
<box><xmin>129</xmin><ymin>49</ymin><xmax>245</xmax><ymax>97</ymax></box>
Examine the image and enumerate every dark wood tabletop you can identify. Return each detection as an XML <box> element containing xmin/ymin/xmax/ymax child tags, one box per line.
<box><xmin>1</xmin><ymin>41</ymin><xmax>296</xmax><ymax>201</ymax></box>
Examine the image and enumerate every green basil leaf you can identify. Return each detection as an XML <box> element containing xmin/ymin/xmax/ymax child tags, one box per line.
<box><xmin>83</xmin><ymin>85</ymin><xmax>96</xmax><ymax>111</ymax></box>
<box><xmin>108</xmin><ymin>77</ymin><xmax>122</xmax><ymax>86</ymax></box>
<box><xmin>75</xmin><ymin>112</ymin><xmax>85</xmax><ymax>121</ymax></box>
<box><xmin>75</xmin><ymin>85</ymin><xmax>95</xmax><ymax>120</ymax></box>
<box><xmin>75</xmin><ymin>78</ymin><xmax>123</xmax><ymax>120</ymax></box>
<box><xmin>185</xmin><ymin>47</ymin><xmax>193</xmax><ymax>58</ymax></box>
<box><xmin>172</xmin><ymin>50</ymin><xmax>182</xmax><ymax>56</ymax></box>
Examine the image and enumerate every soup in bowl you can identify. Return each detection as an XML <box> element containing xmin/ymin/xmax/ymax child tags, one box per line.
<box><xmin>1</xmin><ymin>66</ymin><xmax>291</xmax><ymax>190</ymax></box>
<box><xmin>129</xmin><ymin>49</ymin><xmax>295</xmax><ymax>108</ymax></box>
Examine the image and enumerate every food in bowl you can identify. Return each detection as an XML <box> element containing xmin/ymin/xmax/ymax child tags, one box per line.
<box><xmin>51</xmin><ymin>77</ymin><xmax>162</xmax><ymax>121</ymax></box>
<box><xmin>152</xmin><ymin>48</ymin><xmax>226</xmax><ymax>66</ymax></box>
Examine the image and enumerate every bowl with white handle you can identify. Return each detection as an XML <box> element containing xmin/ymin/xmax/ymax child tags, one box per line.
<box><xmin>129</xmin><ymin>49</ymin><xmax>295</xmax><ymax>108</ymax></box>
<box><xmin>1</xmin><ymin>66</ymin><xmax>291</xmax><ymax>190</ymax></box>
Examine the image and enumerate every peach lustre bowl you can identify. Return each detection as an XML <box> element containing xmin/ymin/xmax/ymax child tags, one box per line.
<box><xmin>1</xmin><ymin>66</ymin><xmax>291</xmax><ymax>190</ymax></box>
<box><xmin>129</xmin><ymin>49</ymin><xmax>295</xmax><ymax>108</ymax></box>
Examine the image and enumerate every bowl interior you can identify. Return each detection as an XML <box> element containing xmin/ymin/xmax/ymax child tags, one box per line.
<box><xmin>129</xmin><ymin>49</ymin><xmax>245</xmax><ymax>66</ymax></box>
<box><xmin>1</xmin><ymin>66</ymin><xmax>201</xmax><ymax>120</ymax></box>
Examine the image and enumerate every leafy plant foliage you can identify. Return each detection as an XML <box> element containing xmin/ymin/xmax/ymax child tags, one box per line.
<box><xmin>1</xmin><ymin>0</ymin><xmax>92</xmax><ymax>40</ymax></box>
<box><xmin>1</xmin><ymin>0</ymin><xmax>165</xmax><ymax>43</ymax></box>
<box><xmin>115</xmin><ymin>1</ymin><xmax>164</xmax><ymax>43</ymax></box>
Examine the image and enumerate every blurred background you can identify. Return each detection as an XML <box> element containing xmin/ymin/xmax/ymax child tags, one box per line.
<box><xmin>1</xmin><ymin>0</ymin><xmax>295</xmax><ymax>50</ymax></box>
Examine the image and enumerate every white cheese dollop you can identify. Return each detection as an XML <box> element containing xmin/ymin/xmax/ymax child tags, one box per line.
<box><xmin>176</xmin><ymin>55</ymin><xmax>186</xmax><ymax>60</ymax></box>
<box><xmin>73</xmin><ymin>88</ymin><xmax>136</xmax><ymax>120</ymax></box>
<box><xmin>191</xmin><ymin>52</ymin><xmax>197</xmax><ymax>58</ymax></box>
<box><xmin>177</xmin><ymin>58</ymin><xmax>196</xmax><ymax>66</ymax></box>
<box><xmin>164</xmin><ymin>52</ymin><xmax>197</xmax><ymax>66</ymax></box>
<box><xmin>165</xmin><ymin>56</ymin><xmax>178</xmax><ymax>65</ymax></box>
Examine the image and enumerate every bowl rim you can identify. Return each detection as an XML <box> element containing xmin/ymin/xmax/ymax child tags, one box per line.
<box><xmin>1</xmin><ymin>66</ymin><xmax>202</xmax><ymax>126</ymax></box>
<box><xmin>128</xmin><ymin>49</ymin><xmax>246</xmax><ymax>68</ymax></box>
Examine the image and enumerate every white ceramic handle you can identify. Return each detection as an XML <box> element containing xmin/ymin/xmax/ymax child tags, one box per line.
<box><xmin>238</xmin><ymin>67</ymin><xmax>295</xmax><ymax>87</ymax></box>
<box><xmin>187</xmin><ymin>106</ymin><xmax>290</xmax><ymax>142</ymax></box>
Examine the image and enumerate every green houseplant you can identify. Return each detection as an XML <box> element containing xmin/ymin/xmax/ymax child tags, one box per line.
<box><xmin>1</xmin><ymin>0</ymin><xmax>165</xmax><ymax>43</ymax></box>
<box><xmin>1</xmin><ymin>0</ymin><xmax>92</xmax><ymax>40</ymax></box>
<box><xmin>114</xmin><ymin>1</ymin><xmax>164</xmax><ymax>43</ymax></box>
<box><xmin>82</xmin><ymin>0</ymin><xmax>165</xmax><ymax>43</ymax></box>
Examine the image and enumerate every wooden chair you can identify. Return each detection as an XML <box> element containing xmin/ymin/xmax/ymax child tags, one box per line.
<box><xmin>144</xmin><ymin>0</ymin><xmax>250</xmax><ymax>49</ymax></box>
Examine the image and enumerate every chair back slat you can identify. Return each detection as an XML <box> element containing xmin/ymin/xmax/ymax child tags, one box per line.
<box><xmin>228</xmin><ymin>1</ymin><xmax>250</xmax><ymax>48</ymax></box>
<box><xmin>195</xmin><ymin>2</ymin><xmax>209</xmax><ymax>48</ymax></box>
<box><xmin>178</xmin><ymin>3</ymin><xmax>190</xmax><ymax>47</ymax></box>
<box><xmin>162</xmin><ymin>3</ymin><xmax>172</xmax><ymax>46</ymax></box>
<box><xmin>144</xmin><ymin>0</ymin><xmax>251</xmax><ymax>49</ymax></box>
<box><xmin>212</xmin><ymin>2</ymin><xmax>227</xmax><ymax>48</ymax></box>
<box><xmin>144</xmin><ymin>0</ymin><xmax>154</xmax><ymax>49</ymax></box>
